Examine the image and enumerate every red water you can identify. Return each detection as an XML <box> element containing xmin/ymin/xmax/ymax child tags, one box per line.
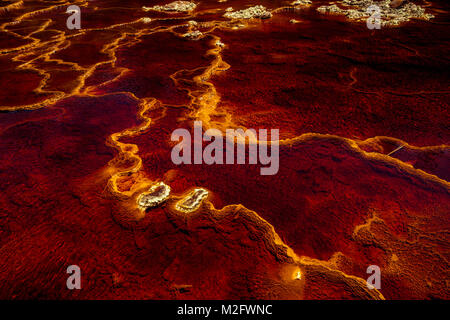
<box><xmin>0</xmin><ymin>0</ymin><xmax>449</xmax><ymax>299</ymax></box>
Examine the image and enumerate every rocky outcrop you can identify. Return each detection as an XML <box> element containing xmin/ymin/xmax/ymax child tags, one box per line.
<box><xmin>317</xmin><ymin>0</ymin><xmax>434</xmax><ymax>27</ymax></box>
<box><xmin>291</xmin><ymin>0</ymin><xmax>312</xmax><ymax>6</ymax></box>
<box><xmin>224</xmin><ymin>5</ymin><xmax>272</xmax><ymax>19</ymax></box>
<box><xmin>143</xmin><ymin>1</ymin><xmax>196</xmax><ymax>13</ymax></box>
<box><xmin>183</xmin><ymin>30</ymin><xmax>203</xmax><ymax>40</ymax></box>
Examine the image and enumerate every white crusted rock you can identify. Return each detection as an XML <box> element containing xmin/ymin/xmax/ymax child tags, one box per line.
<box><xmin>137</xmin><ymin>182</ymin><xmax>171</xmax><ymax>209</ymax></box>
<box><xmin>224</xmin><ymin>5</ymin><xmax>272</xmax><ymax>19</ymax></box>
<box><xmin>317</xmin><ymin>0</ymin><xmax>434</xmax><ymax>27</ymax></box>
<box><xmin>291</xmin><ymin>0</ymin><xmax>312</xmax><ymax>6</ymax></box>
<box><xmin>143</xmin><ymin>1</ymin><xmax>196</xmax><ymax>13</ymax></box>
<box><xmin>183</xmin><ymin>30</ymin><xmax>203</xmax><ymax>40</ymax></box>
<box><xmin>175</xmin><ymin>188</ymin><xmax>209</xmax><ymax>213</ymax></box>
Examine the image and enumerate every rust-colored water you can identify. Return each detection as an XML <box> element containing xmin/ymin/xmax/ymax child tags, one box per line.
<box><xmin>0</xmin><ymin>0</ymin><xmax>448</xmax><ymax>299</ymax></box>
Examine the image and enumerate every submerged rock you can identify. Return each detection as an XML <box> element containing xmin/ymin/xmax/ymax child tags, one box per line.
<box><xmin>389</xmin><ymin>0</ymin><xmax>405</xmax><ymax>8</ymax></box>
<box><xmin>137</xmin><ymin>182</ymin><xmax>171</xmax><ymax>209</ymax></box>
<box><xmin>224</xmin><ymin>5</ymin><xmax>272</xmax><ymax>20</ymax></box>
<box><xmin>175</xmin><ymin>188</ymin><xmax>209</xmax><ymax>213</ymax></box>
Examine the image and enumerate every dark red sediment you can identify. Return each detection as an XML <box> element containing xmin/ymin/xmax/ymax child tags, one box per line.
<box><xmin>0</xmin><ymin>0</ymin><xmax>448</xmax><ymax>299</ymax></box>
